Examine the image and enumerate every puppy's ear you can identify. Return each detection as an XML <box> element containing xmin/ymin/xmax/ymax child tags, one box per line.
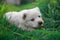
<box><xmin>23</xmin><ymin>13</ymin><xmax>27</xmax><ymax>20</ymax></box>
<box><xmin>34</xmin><ymin>7</ymin><xmax>40</xmax><ymax>11</ymax></box>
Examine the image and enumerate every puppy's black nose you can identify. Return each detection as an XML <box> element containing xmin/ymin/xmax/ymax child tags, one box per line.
<box><xmin>38</xmin><ymin>22</ymin><xmax>42</xmax><ymax>25</ymax></box>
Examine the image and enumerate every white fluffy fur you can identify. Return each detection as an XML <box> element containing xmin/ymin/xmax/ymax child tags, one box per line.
<box><xmin>5</xmin><ymin>7</ymin><xmax>44</xmax><ymax>31</ymax></box>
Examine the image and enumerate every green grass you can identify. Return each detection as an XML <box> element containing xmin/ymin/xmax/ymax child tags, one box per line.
<box><xmin>0</xmin><ymin>0</ymin><xmax>60</xmax><ymax>40</ymax></box>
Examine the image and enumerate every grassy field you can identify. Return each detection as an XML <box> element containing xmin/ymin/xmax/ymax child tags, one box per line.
<box><xmin>0</xmin><ymin>0</ymin><xmax>60</xmax><ymax>40</ymax></box>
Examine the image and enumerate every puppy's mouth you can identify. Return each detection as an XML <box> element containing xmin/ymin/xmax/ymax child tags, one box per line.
<box><xmin>33</xmin><ymin>26</ymin><xmax>43</xmax><ymax>29</ymax></box>
<box><xmin>33</xmin><ymin>24</ymin><xmax>44</xmax><ymax>29</ymax></box>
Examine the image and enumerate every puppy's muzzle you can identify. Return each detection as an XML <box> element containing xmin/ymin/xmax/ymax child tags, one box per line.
<box><xmin>38</xmin><ymin>22</ymin><xmax>42</xmax><ymax>25</ymax></box>
<box><xmin>38</xmin><ymin>21</ymin><xmax>44</xmax><ymax>29</ymax></box>
<box><xmin>33</xmin><ymin>22</ymin><xmax>44</xmax><ymax>29</ymax></box>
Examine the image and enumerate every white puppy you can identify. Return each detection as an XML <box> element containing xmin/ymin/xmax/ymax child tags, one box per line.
<box><xmin>5</xmin><ymin>7</ymin><xmax>44</xmax><ymax>31</ymax></box>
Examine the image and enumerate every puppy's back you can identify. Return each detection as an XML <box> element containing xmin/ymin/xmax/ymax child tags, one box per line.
<box><xmin>5</xmin><ymin>12</ymin><xmax>19</xmax><ymax>19</ymax></box>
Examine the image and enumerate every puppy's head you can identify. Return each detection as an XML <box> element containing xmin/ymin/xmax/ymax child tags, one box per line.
<box><xmin>23</xmin><ymin>7</ymin><xmax>44</xmax><ymax>29</ymax></box>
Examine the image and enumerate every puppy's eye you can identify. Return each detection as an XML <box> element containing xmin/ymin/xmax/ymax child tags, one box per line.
<box><xmin>38</xmin><ymin>16</ymin><xmax>40</xmax><ymax>17</ymax></box>
<box><xmin>31</xmin><ymin>18</ymin><xmax>34</xmax><ymax>21</ymax></box>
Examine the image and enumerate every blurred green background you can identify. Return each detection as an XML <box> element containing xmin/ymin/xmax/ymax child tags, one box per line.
<box><xmin>0</xmin><ymin>0</ymin><xmax>60</xmax><ymax>40</ymax></box>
